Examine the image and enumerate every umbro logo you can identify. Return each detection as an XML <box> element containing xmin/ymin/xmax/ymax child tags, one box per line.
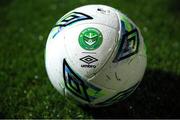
<box><xmin>80</xmin><ymin>55</ymin><xmax>98</xmax><ymax>68</ymax></box>
<box><xmin>80</xmin><ymin>55</ymin><xmax>98</xmax><ymax>64</ymax></box>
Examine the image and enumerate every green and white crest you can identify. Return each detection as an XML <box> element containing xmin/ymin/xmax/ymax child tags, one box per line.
<box><xmin>79</xmin><ymin>28</ymin><xmax>103</xmax><ymax>50</ymax></box>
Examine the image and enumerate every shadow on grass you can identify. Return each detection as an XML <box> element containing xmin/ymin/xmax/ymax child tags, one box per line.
<box><xmin>83</xmin><ymin>68</ymin><xmax>180</xmax><ymax>118</ymax></box>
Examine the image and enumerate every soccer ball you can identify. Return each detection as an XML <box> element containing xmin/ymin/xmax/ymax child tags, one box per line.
<box><xmin>45</xmin><ymin>5</ymin><xmax>147</xmax><ymax>107</ymax></box>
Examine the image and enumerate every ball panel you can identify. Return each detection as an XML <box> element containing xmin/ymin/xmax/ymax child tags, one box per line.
<box><xmin>74</xmin><ymin>5</ymin><xmax>119</xmax><ymax>30</ymax></box>
<box><xmin>45</xmin><ymin>29</ymin><xmax>66</xmax><ymax>94</ymax></box>
<box><xmin>62</xmin><ymin>58</ymin><xmax>117</xmax><ymax>106</ymax></box>
<box><xmin>63</xmin><ymin>23</ymin><xmax>118</xmax><ymax>79</ymax></box>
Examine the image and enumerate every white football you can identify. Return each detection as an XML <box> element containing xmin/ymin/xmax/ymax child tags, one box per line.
<box><xmin>45</xmin><ymin>5</ymin><xmax>147</xmax><ymax>107</ymax></box>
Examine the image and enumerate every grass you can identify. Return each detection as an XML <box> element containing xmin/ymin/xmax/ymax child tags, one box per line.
<box><xmin>0</xmin><ymin>0</ymin><xmax>180</xmax><ymax>118</ymax></box>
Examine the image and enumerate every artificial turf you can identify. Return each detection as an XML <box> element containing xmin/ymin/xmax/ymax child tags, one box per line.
<box><xmin>0</xmin><ymin>0</ymin><xmax>180</xmax><ymax>118</ymax></box>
